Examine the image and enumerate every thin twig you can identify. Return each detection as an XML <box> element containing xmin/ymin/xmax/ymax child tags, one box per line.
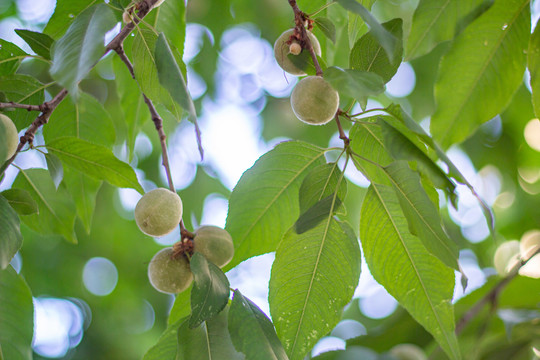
<box><xmin>334</xmin><ymin>111</ymin><xmax>349</xmax><ymax>147</ymax></box>
<box><xmin>0</xmin><ymin>102</ymin><xmax>45</xmax><ymax>111</ymax></box>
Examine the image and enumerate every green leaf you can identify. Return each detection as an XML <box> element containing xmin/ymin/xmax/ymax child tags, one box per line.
<box><xmin>0</xmin><ymin>121</ymin><xmax>8</xmax><ymax>166</ymax></box>
<box><xmin>229</xmin><ymin>290</ymin><xmax>287</xmax><ymax>360</ymax></box>
<box><xmin>224</xmin><ymin>141</ymin><xmax>326</xmax><ymax>271</ymax></box>
<box><xmin>529</xmin><ymin>22</ymin><xmax>540</xmax><ymax>118</ymax></box>
<box><xmin>431</xmin><ymin>0</ymin><xmax>530</xmax><ymax>149</ymax></box>
<box><xmin>143</xmin><ymin>316</ymin><xmax>185</xmax><ymax>360</ymax></box>
<box><xmin>44</xmin><ymin>92</ymin><xmax>116</xmax><ymax>147</ymax></box>
<box><xmin>44</xmin><ymin>0</ymin><xmax>100</xmax><ymax>39</ymax></box>
<box><xmin>13</xmin><ymin>168</ymin><xmax>77</xmax><ymax>243</ymax></box>
<box><xmin>360</xmin><ymin>184</ymin><xmax>460</xmax><ymax>360</ymax></box>
<box><xmin>323</xmin><ymin>66</ymin><xmax>385</xmax><ymax>101</ymax></box>
<box><xmin>405</xmin><ymin>0</ymin><xmax>486</xmax><ymax>60</ymax></box>
<box><xmin>0</xmin><ymin>74</ymin><xmax>45</xmax><ymax>130</ymax></box>
<box><xmin>0</xmin><ymin>196</ymin><xmax>22</xmax><ymax>269</ymax></box>
<box><xmin>383</xmin><ymin>161</ymin><xmax>459</xmax><ymax>270</ymax></box>
<box><xmin>349</xmin><ymin>18</ymin><xmax>403</xmax><ymax>83</ymax></box>
<box><xmin>46</xmin><ymin>137</ymin><xmax>144</xmax><ymax>193</ymax></box>
<box><xmin>14</xmin><ymin>29</ymin><xmax>54</xmax><ymax>60</ymax></box>
<box><xmin>295</xmin><ymin>195</ymin><xmax>343</xmax><ymax>234</ymax></box>
<box><xmin>299</xmin><ymin>162</ymin><xmax>347</xmax><ymax>214</ymax></box>
<box><xmin>378</xmin><ymin>119</ymin><xmax>456</xmax><ymax>200</ymax></box>
<box><xmin>269</xmin><ymin>219</ymin><xmax>360</xmax><ymax>360</ymax></box>
<box><xmin>155</xmin><ymin>32</ymin><xmax>202</xmax><ymax>152</ymax></box>
<box><xmin>45</xmin><ymin>153</ymin><xmax>63</xmax><ymax>189</ymax></box>
<box><xmin>168</xmin><ymin>285</ymin><xmax>192</xmax><ymax>326</ymax></box>
<box><xmin>314</xmin><ymin>17</ymin><xmax>337</xmax><ymax>43</ymax></box>
<box><xmin>0</xmin><ymin>266</ymin><xmax>33</xmax><ymax>360</ymax></box>
<box><xmin>178</xmin><ymin>306</ymin><xmax>244</xmax><ymax>360</ymax></box>
<box><xmin>336</xmin><ymin>0</ymin><xmax>398</xmax><ymax>61</ymax></box>
<box><xmin>287</xmin><ymin>51</ymin><xmax>327</xmax><ymax>76</ymax></box>
<box><xmin>0</xmin><ymin>189</ymin><xmax>38</xmax><ymax>216</ymax></box>
<box><xmin>384</xmin><ymin>104</ymin><xmax>495</xmax><ymax>235</ymax></box>
<box><xmin>0</xmin><ymin>39</ymin><xmax>27</xmax><ymax>75</ymax></box>
<box><xmin>155</xmin><ymin>0</ymin><xmax>187</xmax><ymax>65</ymax></box>
<box><xmin>189</xmin><ymin>252</ymin><xmax>230</xmax><ymax>329</ymax></box>
<box><xmin>50</xmin><ymin>4</ymin><xmax>116</xmax><ymax>99</ymax></box>
<box><xmin>62</xmin><ymin>166</ymin><xmax>102</xmax><ymax>233</ymax></box>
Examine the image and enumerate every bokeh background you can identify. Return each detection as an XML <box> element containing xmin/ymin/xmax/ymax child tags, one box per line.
<box><xmin>2</xmin><ymin>0</ymin><xmax>540</xmax><ymax>358</ymax></box>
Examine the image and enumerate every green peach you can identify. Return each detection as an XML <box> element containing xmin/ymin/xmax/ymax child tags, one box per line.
<box><xmin>0</xmin><ymin>114</ymin><xmax>19</xmax><ymax>161</ymax></box>
<box><xmin>148</xmin><ymin>247</ymin><xmax>192</xmax><ymax>293</ymax></box>
<box><xmin>135</xmin><ymin>188</ymin><xmax>183</xmax><ymax>237</ymax></box>
<box><xmin>193</xmin><ymin>225</ymin><xmax>234</xmax><ymax>268</ymax></box>
<box><xmin>274</xmin><ymin>29</ymin><xmax>321</xmax><ymax>76</ymax></box>
<box><xmin>290</xmin><ymin>76</ymin><xmax>339</xmax><ymax>125</ymax></box>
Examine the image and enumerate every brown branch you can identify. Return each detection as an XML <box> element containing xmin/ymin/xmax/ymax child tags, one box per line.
<box><xmin>455</xmin><ymin>246</ymin><xmax>540</xmax><ymax>335</ymax></box>
<box><xmin>335</xmin><ymin>110</ymin><xmax>349</xmax><ymax>147</ymax></box>
<box><xmin>288</xmin><ymin>0</ymin><xmax>323</xmax><ymax>76</ymax></box>
<box><xmin>0</xmin><ymin>0</ymin><xmax>161</xmax><ymax>178</ymax></box>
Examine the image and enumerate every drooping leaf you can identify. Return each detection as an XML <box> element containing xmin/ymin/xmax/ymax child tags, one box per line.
<box><xmin>0</xmin><ymin>196</ymin><xmax>22</xmax><ymax>269</ymax></box>
<box><xmin>13</xmin><ymin>168</ymin><xmax>77</xmax><ymax>243</ymax></box>
<box><xmin>0</xmin><ymin>266</ymin><xmax>33</xmax><ymax>360</ymax></box>
<box><xmin>360</xmin><ymin>184</ymin><xmax>460</xmax><ymax>360</ymax></box>
<box><xmin>189</xmin><ymin>253</ymin><xmax>230</xmax><ymax>329</ymax></box>
<box><xmin>155</xmin><ymin>0</ymin><xmax>187</xmax><ymax>65</ymax></box>
<box><xmin>269</xmin><ymin>219</ymin><xmax>361</xmax><ymax>360</ymax></box>
<box><xmin>0</xmin><ymin>189</ymin><xmax>38</xmax><ymax>216</ymax></box>
<box><xmin>0</xmin><ymin>74</ymin><xmax>45</xmax><ymax>129</ymax></box>
<box><xmin>336</xmin><ymin>0</ymin><xmax>398</xmax><ymax>61</ymax></box>
<box><xmin>405</xmin><ymin>0</ymin><xmax>486</xmax><ymax>60</ymax></box>
<box><xmin>378</xmin><ymin>119</ymin><xmax>456</xmax><ymax>200</ymax></box>
<box><xmin>314</xmin><ymin>17</ymin><xmax>337</xmax><ymax>43</ymax></box>
<box><xmin>350</xmin><ymin>18</ymin><xmax>403</xmax><ymax>83</ymax></box>
<box><xmin>45</xmin><ymin>137</ymin><xmax>143</xmax><ymax>193</ymax></box>
<box><xmin>295</xmin><ymin>195</ymin><xmax>343</xmax><ymax>234</ymax></box>
<box><xmin>154</xmin><ymin>32</ymin><xmax>203</xmax><ymax>157</ymax></box>
<box><xmin>14</xmin><ymin>29</ymin><xmax>54</xmax><ymax>60</ymax></box>
<box><xmin>44</xmin><ymin>92</ymin><xmax>116</xmax><ymax>147</ymax></box>
<box><xmin>45</xmin><ymin>153</ymin><xmax>63</xmax><ymax>189</ymax></box>
<box><xmin>44</xmin><ymin>0</ymin><xmax>100</xmax><ymax>39</ymax></box>
<box><xmin>383</xmin><ymin>161</ymin><xmax>459</xmax><ymax>270</ymax></box>
<box><xmin>229</xmin><ymin>290</ymin><xmax>287</xmax><ymax>360</ymax></box>
<box><xmin>62</xmin><ymin>166</ymin><xmax>102</xmax><ymax>233</ymax></box>
<box><xmin>529</xmin><ymin>22</ymin><xmax>540</xmax><ymax>118</ymax></box>
<box><xmin>49</xmin><ymin>4</ymin><xmax>116</xmax><ymax>99</ymax></box>
<box><xmin>384</xmin><ymin>104</ymin><xmax>495</xmax><ymax>236</ymax></box>
<box><xmin>431</xmin><ymin>0</ymin><xmax>530</xmax><ymax>149</ymax></box>
<box><xmin>323</xmin><ymin>66</ymin><xmax>385</xmax><ymax>101</ymax></box>
<box><xmin>224</xmin><ymin>141</ymin><xmax>326</xmax><ymax>271</ymax></box>
<box><xmin>131</xmin><ymin>29</ymin><xmax>183</xmax><ymax>122</ymax></box>
<box><xmin>178</xmin><ymin>306</ymin><xmax>244</xmax><ymax>360</ymax></box>
<box><xmin>299</xmin><ymin>162</ymin><xmax>347</xmax><ymax>214</ymax></box>
<box><xmin>0</xmin><ymin>39</ymin><xmax>27</xmax><ymax>75</ymax></box>
<box><xmin>143</xmin><ymin>316</ymin><xmax>185</xmax><ymax>360</ymax></box>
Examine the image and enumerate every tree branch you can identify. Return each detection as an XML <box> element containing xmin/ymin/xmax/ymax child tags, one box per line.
<box><xmin>288</xmin><ymin>0</ymin><xmax>323</xmax><ymax>76</ymax></box>
<box><xmin>0</xmin><ymin>0</ymin><xmax>162</xmax><ymax>177</ymax></box>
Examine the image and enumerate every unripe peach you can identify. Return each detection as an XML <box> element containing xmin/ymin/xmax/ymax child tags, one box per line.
<box><xmin>193</xmin><ymin>225</ymin><xmax>234</xmax><ymax>268</ymax></box>
<box><xmin>0</xmin><ymin>114</ymin><xmax>18</xmax><ymax>161</ymax></box>
<box><xmin>290</xmin><ymin>76</ymin><xmax>339</xmax><ymax>125</ymax></box>
<box><xmin>274</xmin><ymin>29</ymin><xmax>321</xmax><ymax>76</ymax></box>
<box><xmin>135</xmin><ymin>188</ymin><xmax>183</xmax><ymax>237</ymax></box>
<box><xmin>148</xmin><ymin>247</ymin><xmax>192</xmax><ymax>293</ymax></box>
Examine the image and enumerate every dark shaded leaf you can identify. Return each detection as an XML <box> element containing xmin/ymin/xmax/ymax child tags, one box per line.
<box><xmin>0</xmin><ymin>189</ymin><xmax>38</xmax><ymax>216</ymax></box>
<box><xmin>324</xmin><ymin>66</ymin><xmax>384</xmax><ymax>101</ymax></box>
<box><xmin>314</xmin><ymin>17</ymin><xmax>336</xmax><ymax>43</ymax></box>
<box><xmin>45</xmin><ymin>153</ymin><xmax>63</xmax><ymax>189</ymax></box>
<box><xmin>0</xmin><ymin>39</ymin><xmax>27</xmax><ymax>75</ymax></box>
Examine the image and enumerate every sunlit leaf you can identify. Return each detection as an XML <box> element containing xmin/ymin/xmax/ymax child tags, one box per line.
<box><xmin>46</xmin><ymin>137</ymin><xmax>144</xmax><ymax>193</ymax></box>
<box><xmin>405</xmin><ymin>0</ymin><xmax>486</xmax><ymax>60</ymax></box>
<box><xmin>229</xmin><ymin>290</ymin><xmax>286</xmax><ymax>360</ymax></box>
<box><xmin>45</xmin><ymin>153</ymin><xmax>63</xmax><ymax>189</ymax></box>
<box><xmin>0</xmin><ymin>196</ymin><xmax>22</xmax><ymax>269</ymax></box>
<box><xmin>13</xmin><ymin>168</ymin><xmax>77</xmax><ymax>243</ymax></box>
<box><xmin>350</xmin><ymin>18</ymin><xmax>403</xmax><ymax>83</ymax></box>
<box><xmin>0</xmin><ymin>189</ymin><xmax>38</xmax><ymax>216</ymax></box>
<box><xmin>431</xmin><ymin>0</ymin><xmax>530</xmax><ymax>149</ymax></box>
<box><xmin>50</xmin><ymin>4</ymin><xmax>116</xmax><ymax>98</ymax></box>
<box><xmin>224</xmin><ymin>141</ymin><xmax>326</xmax><ymax>271</ymax></box>
<box><xmin>44</xmin><ymin>0</ymin><xmax>100</xmax><ymax>39</ymax></box>
<box><xmin>14</xmin><ymin>29</ymin><xmax>54</xmax><ymax>60</ymax></box>
<box><xmin>269</xmin><ymin>219</ymin><xmax>360</xmax><ymax>360</ymax></box>
<box><xmin>0</xmin><ymin>266</ymin><xmax>33</xmax><ymax>360</ymax></box>
<box><xmin>189</xmin><ymin>253</ymin><xmax>230</xmax><ymax>328</ymax></box>
<box><xmin>360</xmin><ymin>184</ymin><xmax>460</xmax><ymax>360</ymax></box>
